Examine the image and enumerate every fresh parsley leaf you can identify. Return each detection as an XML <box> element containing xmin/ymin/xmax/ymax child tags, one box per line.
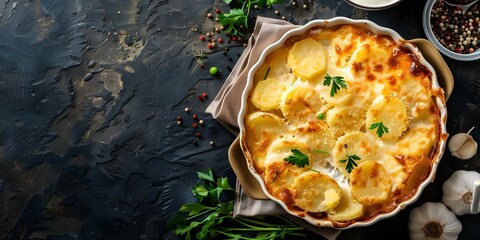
<box><xmin>369</xmin><ymin>121</ymin><xmax>389</xmax><ymax>138</ymax></box>
<box><xmin>180</xmin><ymin>203</ymin><xmax>211</xmax><ymax>216</ymax></box>
<box><xmin>193</xmin><ymin>185</ymin><xmax>209</xmax><ymax>201</ymax></box>
<box><xmin>197</xmin><ymin>167</ymin><xmax>215</xmax><ymax>182</ymax></box>
<box><xmin>216</xmin><ymin>202</ymin><xmax>234</xmax><ymax>215</ymax></box>
<box><xmin>218</xmin><ymin>8</ymin><xmax>247</xmax><ymax>37</ymax></box>
<box><xmin>209</xmin><ymin>187</ymin><xmax>222</xmax><ymax>199</ymax></box>
<box><xmin>220</xmin><ymin>0</ymin><xmax>283</xmax><ymax>37</ymax></box>
<box><xmin>173</xmin><ymin>220</ymin><xmax>201</xmax><ymax>238</ymax></box>
<box><xmin>267</xmin><ymin>0</ymin><xmax>283</xmax><ymax>6</ymax></box>
<box><xmin>283</xmin><ymin>149</ymin><xmax>309</xmax><ymax>168</ymax></box>
<box><xmin>194</xmin><ymin>168</ymin><xmax>234</xmax><ymax>205</ymax></box>
<box><xmin>339</xmin><ymin>154</ymin><xmax>361</xmax><ymax>174</ymax></box>
<box><xmin>197</xmin><ymin>213</ymin><xmax>219</xmax><ymax>240</ymax></box>
<box><xmin>323</xmin><ymin>74</ymin><xmax>347</xmax><ymax>97</ymax></box>
<box><xmin>217</xmin><ymin>177</ymin><xmax>234</xmax><ymax>191</ymax></box>
<box><xmin>166</xmin><ymin>214</ymin><xmax>188</xmax><ymax>230</ymax></box>
<box><xmin>168</xmin><ymin>167</ymin><xmax>307</xmax><ymax>239</ymax></box>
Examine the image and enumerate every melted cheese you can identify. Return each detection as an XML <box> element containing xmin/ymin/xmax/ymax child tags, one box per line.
<box><xmin>243</xmin><ymin>24</ymin><xmax>443</xmax><ymax>224</ymax></box>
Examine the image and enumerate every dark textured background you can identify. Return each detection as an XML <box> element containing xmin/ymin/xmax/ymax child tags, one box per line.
<box><xmin>0</xmin><ymin>0</ymin><xmax>479</xmax><ymax>239</ymax></box>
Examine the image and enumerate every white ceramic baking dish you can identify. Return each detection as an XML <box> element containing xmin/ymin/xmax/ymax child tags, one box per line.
<box><xmin>237</xmin><ymin>17</ymin><xmax>448</xmax><ymax>229</ymax></box>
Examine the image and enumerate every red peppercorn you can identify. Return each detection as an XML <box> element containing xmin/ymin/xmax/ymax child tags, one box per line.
<box><xmin>200</xmin><ymin>35</ymin><xmax>205</xmax><ymax>41</ymax></box>
<box><xmin>192</xmin><ymin>123</ymin><xmax>198</xmax><ymax>128</ymax></box>
<box><xmin>198</xmin><ymin>95</ymin><xmax>204</xmax><ymax>101</ymax></box>
<box><xmin>193</xmin><ymin>114</ymin><xmax>198</xmax><ymax>120</ymax></box>
<box><xmin>207</xmin><ymin>44</ymin><xmax>213</xmax><ymax>49</ymax></box>
<box><xmin>215</xmin><ymin>8</ymin><xmax>221</xmax><ymax>14</ymax></box>
<box><xmin>218</xmin><ymin>38</ymin><xmax>223</xmax><ymax>43</ymax></box>
<box><xmin>176</xmin><ymin>116</ymin><xmax>182</xmax><ymax>121</ymax></box>
<box><xmin>231</xmin><ymin>36</ymin><xmax>238</xmax><ymax>41</ymax></box>
<box><xmin>202</xmin><ymin>92</ymin><xmax>208</xmax><ymax>98</ymax></box>
<box><xmin>195</xmin><ymin>132</ymin><xmax>201</xmax><ymax>138</ymax></box>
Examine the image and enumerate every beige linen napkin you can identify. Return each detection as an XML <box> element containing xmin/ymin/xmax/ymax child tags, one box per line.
<box><xmin>205</xmin><ymin>16</ymin><xmax>341</xmax><ymax>240</ymax></box>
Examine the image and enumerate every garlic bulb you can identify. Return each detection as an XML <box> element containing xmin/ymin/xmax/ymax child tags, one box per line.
<box><xmin>443</xmin><ymin>170</ymin><xmax>480</xmax><ymax>215</ymax></box>
<box><xmin>408</xmin><ymin>202</ymin><xmax>462</xmax><ymax>240</ymax></box>
<box><xmin>448</xmin><ymin>127</ymin><xmax>477</xmax><ymax>160</ymax></box>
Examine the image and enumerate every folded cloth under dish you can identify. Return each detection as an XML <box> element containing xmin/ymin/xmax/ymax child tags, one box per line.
<box><xmin>205</xmin><ymin>16</ymin><xmax>341</xmax><ymax>240</ymax></box>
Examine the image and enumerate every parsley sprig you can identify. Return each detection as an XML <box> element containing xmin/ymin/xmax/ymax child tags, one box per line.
<box><xmin>323</xmin><ymin>74</ymin><xmax>347</xmax><ymax>97</ymax></box>
<box><xmin>167</xmin><ymin>168</ymin><xmax>307</xmax><ymax>240</ymax></box>
<box><xmin>283</xmin><ymin>149</ymin><xmax>309</xmax><ymax>167</ymax></box>
<box><xmin>283</xmin><ymin>149</ymin><xmax>330</xmax><ymax>175</ymax></box>
<box><xmin>339</xmin><ymin>154</ymin><xmax>361</xmax><ymax>174</ymax></box>
<box><xmin>369</xmin><ymin>121</ymin><xmax>389</xmax><ymax>138</ymax></box>
<box><xmin>219</xmin><ymin>0</ymin><xmax>283</xmax><ymax>37</ymax></box>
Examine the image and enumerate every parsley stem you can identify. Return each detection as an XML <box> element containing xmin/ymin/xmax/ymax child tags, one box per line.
<box><xmin>213</xmin><ymin>229</ymin><xmax>279</xmax><ymax>240</ymax></box>
<box><xmin>185</xmin><ymin>208</ymin><xmax>214</xmax><ymax>220</ymax></box>
<box><xmin>237</xmin><ymin>217</ymin><xmax>302</xmax><ymax>229</ymax></box>
<box><xmin>245</xmin><ymin>1</ymin><xmax>250</xmax><ymax>28</ymax></box>
<box><xmin>218</xmin><ymin>227</ymin><xmax>305</xmax><ymax>231</ymax></box>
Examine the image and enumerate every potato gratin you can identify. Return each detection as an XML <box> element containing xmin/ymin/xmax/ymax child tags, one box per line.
<box><xmin>241</xmin><ymin>24</ymin><xmax>447</xmax><ymax>227</ymax></box>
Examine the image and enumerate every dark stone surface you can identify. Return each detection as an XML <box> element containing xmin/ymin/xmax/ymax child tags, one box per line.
<box><xmin>0</xmin><ymin>0</ymin><xmax>479</xmax><ymax>239</ymax></box>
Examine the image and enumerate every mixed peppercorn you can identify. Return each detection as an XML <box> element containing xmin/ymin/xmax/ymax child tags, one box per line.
<box><xmin>430</xmin><ymin>0</ymin><xmax>480</xmax><ymax>54</ymax></box>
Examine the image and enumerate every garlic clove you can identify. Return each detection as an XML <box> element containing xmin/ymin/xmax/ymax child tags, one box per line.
<box><xmin>449</xmin><ymin>127</ymin><xmax>477</xmax><ymax>160</ymax></box>
<box><xmin>454</xmin><ymin>137</ymin><xmax>477</xmax><ymax>160</ymax></box>
<box><xmin>448</xmin><ymin>133</ymin><xmax>469</xmax><ymax>153</ymax></box>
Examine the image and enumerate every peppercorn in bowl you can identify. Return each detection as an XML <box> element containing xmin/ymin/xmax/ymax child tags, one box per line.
<box><xmin>237</xmin><ymin>17</ymin><xmax>448</xmax><ymax>229</ymax></box>
<box><xmin>423</xmin><ymin>0</ymin><xmax>480</xmax><ymax>61</ymax></box>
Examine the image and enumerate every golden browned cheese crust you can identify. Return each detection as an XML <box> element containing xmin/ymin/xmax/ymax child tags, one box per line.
<box><xmin>243</xmin><ymin>24</ymin><xmax>443</xmax><ymax>226</ymax></box>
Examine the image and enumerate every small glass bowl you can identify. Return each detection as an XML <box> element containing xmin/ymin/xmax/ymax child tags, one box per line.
<box><xmin>423</xmin><ymin>0</ymin><xmax>480</xmax><ymax>61</ymax></box>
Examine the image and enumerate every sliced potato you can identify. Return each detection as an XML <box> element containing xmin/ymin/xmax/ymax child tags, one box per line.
<box><xmin>264</xmin><ymin>160</ymin><xmax>306</xmax><ymax>200</ymax></box>
<box><xmin>326</xmin><ymin>107</ymin><xmax>366</xmax><ymax>137</ymax></box>
<box><xmin>293</xmin><ymin>171</ymin><xmax>342</xmax><ymax>212</ymax></box>
<box><xmin>327</xmin><ymin>187</ymin><xmax>364</xmax><ymax>221</ymax></box>
<box><xmin>287</xmin><ymin>38</ymin><xmax>327</xmax><ymax>79</ymax></box>
<box><xmin>251</xmin><ymin>77</ymin><xmax>286</xmax><ymax>111</ymax></box>
<box><xmin>381</xmin><ymin>154</ymin><xmax>406</xmax><ymax>189</ymax></box>
<box><xmin>321</xmin><ymin>86</ymin><xmax>352</xmax><ymax>105</ymax></box>
<box><xmin>280</xmin><ymin>85</ymin><xmax>323</xmax><ymax>122</ymax></box>
<box><xmin>366</xmin><ymin>95</ymin><xmax>408</xmax><ymax>141</ymax></box>
<box><xmin>352</xmin><ymin>46</ymin><xmax>369</xmax><ymax>63</ymax></box>
<box><xmin>395</xmin><ymin>126</ymin><xmax>437</xmax><ymax>157</ymax></box>
<box><xmin>253</xmin><ymin>46</ymin><xmax>291</xmax><ymax>82</ymax></box>
<box><xmin>332</xmin><ymin>132</ymin><xmax>381</xmax><ymax>177</ymax></box>
<box><xmin>265</xmin><ymin>137</ymin><xmax>311</xmax><ymax>166</ymax></box>
<box><xmin>387</xmin><ymin>77</ymin><xmax>430</xmax><ymax>119</ymax></box>
<box><xmin>350</xmin><ymin>160</ymin><xmax>392</xmax><ymax>205</ymax></box>
<box><xmin>351</xmin><ymin>44</ymin><xmax>389</xmax><ymax>64</ymax></box>
<box><xmin>244</xmin><ymin>112</ymin><xmax>286</xmax><ymax>172</ymax></box>
<box><xmin>296</xmin><ymin>121</ymin><xmax>335</xmax><ymax>165</ymax></box>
